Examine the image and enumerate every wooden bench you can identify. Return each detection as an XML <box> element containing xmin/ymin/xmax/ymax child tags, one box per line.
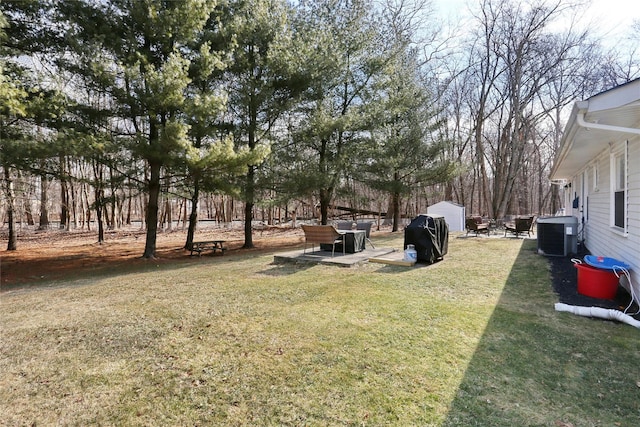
<box><xmin>301</xmin><ymin>225</ymin><xmax>345</xmax><ymax>257</ymax></box>
<box><xmin>189</xmin><ymin>240</ymin><xmax>226</xmax><ymax>256</ymax></box>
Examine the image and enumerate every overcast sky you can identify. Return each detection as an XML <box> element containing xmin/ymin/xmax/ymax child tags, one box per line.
<box><xmin>433</xmin><ymin>0</ymin><xmax>639</xmax><ymax>42</ymax></box>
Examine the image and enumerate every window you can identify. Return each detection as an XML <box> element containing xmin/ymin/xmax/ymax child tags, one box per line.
<box><xmin>610</xmin><ymin>142</ymin><xmax>627</xmax><ymax>231</ymax></box>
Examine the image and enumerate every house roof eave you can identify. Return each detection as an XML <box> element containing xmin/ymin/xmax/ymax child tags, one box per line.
<box><xmin>550</xmin><ymin>103</ymin><xmax>583</xmax><ymax>180</ymax></box>
<box><xmin>550</xmin><ymin>81</ymin><xmax>640</xmax><ymax>180</ymax></box>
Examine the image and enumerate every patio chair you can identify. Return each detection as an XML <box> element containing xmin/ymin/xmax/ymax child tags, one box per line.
<box><xmin>301</xmin><ymin>225</ymin><xmax>345</xmax><ymax>257</ymax></box>
<box><xmin>504</xmin><ymin>216</ymin><xmax>534</xmax><ymax>237</ymax></box>
<box><xmin>356</xmin><ymin>222</ymin><xmax>375</xmax><ymax>249</ymax></box>
<box><xmin>465</xmin><ymin>216</ymin><xmax>490</xmax><ymax>236</ymax></box>
<box><xmin>336</xmin><ymin>221</ymin><xmax>355</xmax><ymax>230</ymax></box>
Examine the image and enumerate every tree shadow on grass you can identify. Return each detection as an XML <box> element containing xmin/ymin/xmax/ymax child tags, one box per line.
<box><xmin>441</xmin><ymin>239</ymin><xmax>640</xmax><ymax>426</ymax></box>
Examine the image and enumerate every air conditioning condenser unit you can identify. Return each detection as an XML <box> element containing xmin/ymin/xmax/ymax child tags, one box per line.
<box><xmin>537</xmin><ymin>215</ymin><xmax>578</xmax><ymax>257</ymax></box>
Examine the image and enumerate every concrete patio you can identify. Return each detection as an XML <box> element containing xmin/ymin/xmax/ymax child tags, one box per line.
<box><xmin>273</xmin><ymin>246</ymin><xmax>397</xmax><ymax>267</ymax></box>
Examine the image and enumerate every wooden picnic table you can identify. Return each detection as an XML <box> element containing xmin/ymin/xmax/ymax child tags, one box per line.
<box><xmin>189</xmin><ymin>240</ymin><xmax>226</xmax><ymax>256</ymax></box>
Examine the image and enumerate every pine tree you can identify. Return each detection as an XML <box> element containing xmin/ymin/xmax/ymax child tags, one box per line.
<box><xmin>51</xmin><ymin>0</ymin><xmax>228</xmax><ymax>258</ymax></box>
<box><xmin>222</xmin><ymin>0</ymin><xmax>303</xmax><ymax>247</ymax></box>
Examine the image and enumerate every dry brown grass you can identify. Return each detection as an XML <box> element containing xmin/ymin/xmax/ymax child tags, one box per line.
<box><xmin>2</xmin><ymin>230</ymin><xmax>640</xmax><ymax>426</ymax></box>
<box><xmin>0</xmin><ymin>224</ymin><xmax>305</xmax><ymax>289</ymax></box>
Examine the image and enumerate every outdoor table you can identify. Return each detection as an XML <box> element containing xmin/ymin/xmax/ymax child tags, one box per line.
<box><xmin>321</xmin><ymin>230</ymin><xmax>366</xmax><ymax>253</ymax></box>
<box><xmin>189</xmin><ymin>240</ymin><xmax>226</xmax><ymax>256</ymax></box>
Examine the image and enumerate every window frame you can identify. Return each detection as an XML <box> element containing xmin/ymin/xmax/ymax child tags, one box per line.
<box><xmin>610</xmin><ymin>141</ymin><xmax>628</xmax><ymax>234</ymax></box>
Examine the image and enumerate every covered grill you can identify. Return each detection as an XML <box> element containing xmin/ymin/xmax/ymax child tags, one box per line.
<box><xmin>403</xmin><ymin>214</ymin><xmax>448</xmax><ymax>264</ymax></box>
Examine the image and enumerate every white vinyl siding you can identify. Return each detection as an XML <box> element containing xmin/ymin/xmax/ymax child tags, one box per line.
<box><xmin>581</xmin><ymin>138</ymin><xmax>640</xmax><ymax>295</ymax></box>
<box><xmin>628</xmin><ymin>139</ymin><xmax>640</xmax><ymax>240</ymax></box>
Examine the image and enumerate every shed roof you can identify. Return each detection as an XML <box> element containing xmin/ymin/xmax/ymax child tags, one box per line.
<box><xmin>428</xmin><ymin>201</ymin><xmax>464</xmax><ymax>208</ymax></box>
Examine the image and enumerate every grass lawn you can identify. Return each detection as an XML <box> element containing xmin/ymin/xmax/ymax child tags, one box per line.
<box><xmin>2</xmin><ymin>233</ymin><xmax>640</xmax><ymax>426</ymax></box>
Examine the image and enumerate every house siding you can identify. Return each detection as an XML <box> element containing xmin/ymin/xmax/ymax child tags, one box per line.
<box><xmin>574</xmin><ymin>138</ymin><xmax>640</xmax><ymax>298</ymax></box>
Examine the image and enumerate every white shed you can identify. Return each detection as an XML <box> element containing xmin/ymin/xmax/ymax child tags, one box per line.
<box><xmin>427</xmin><ymin>201</ymin><xmax>465</xmax><ymax>232</ymax></box>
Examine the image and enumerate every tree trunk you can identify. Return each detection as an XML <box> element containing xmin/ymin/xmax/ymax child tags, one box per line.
<box><xmin>38</xmin><ymin>174</ymin><xmax>49</xmax><ymax>230</ymax></box>
<box><xmin>24</xmin><ymin>189</ymin><xmax>34</xmax><ymax>226</ymax></box>
<box><xmin>185</xmin><ymin>181</ymin><xmax>200</xmax><ymax>250</ymax></box>
<box><xmin>143</xmin><ymin>160</ymin><xmax>161</xmax><ymax>258</ymax></box>
<box><xmin>95</xmin><ymin>187</ymin><xmax>105</xmax><ymax>244</ymax></box>
<box><xmin>182</xmin><ymin>199</ymin><xmax>187</xmax><ymax>230</ymax></box>
<box><xmin>319</xmin><ymin>187</ymin><xmax>333</xmax><ymax>225</ymax></box>
<box><xmin>243</xmin><ymin>165</ymin><xmax>255</xmax><ymax>248</ymax></box>
<box><xmin>392</xmin><ymin>189</ymin><xmax>401</xmax><ymax>232</ymax></box>
<box><xmin>125</xmin><ymin>186</ymin><xmax>132</xmax><ymax>225</ymax></box>
<box><xmin>108</xmin><ymin>168</ymin><xmax>117</xmax><ymax>229</ymax></box>
<box><xmin>176</xmin><ymin>198</ymin><xmax>184</xmax><ymax>229</ymax></box>
<box><xmin>165</xmin><ymin>198</ymin><xmax>172</xmax><ymax>231</ymax></box>
<box><xmin>60</xmin><ymin>158</ymin><xmax>69</xmax><ymax>230</ymax></box>
<box><xmin>93</xmin><ymin>161</ymin><xmax>105</xmax><ymax>243</ymax></box>
<box><xmin>4</xmin><ymin>167</ymin><xmax>17</xmax><ymax>251</ymax></box>
<box><xmin>68</xmin><ymin>158</ymin><xmax>78</xmax><ymax>229</ymax></box>
<box><xmin>82</xmin><ymin>180</ymin><xmax>91</xmax><ymax>230</ymax></box>
<box><xmin>140</xmin><ymin>193</ymin><xmax>147</xmax><ymax>229</ymax></box>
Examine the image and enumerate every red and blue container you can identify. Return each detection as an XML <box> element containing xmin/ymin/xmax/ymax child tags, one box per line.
<box><xmin>572</xmin><ymin>256</ymin><xmax>629</xmax><ymax>300</ymax></box>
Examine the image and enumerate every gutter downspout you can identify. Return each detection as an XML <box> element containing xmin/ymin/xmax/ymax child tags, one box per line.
<box><xmin>551</xmin><ymin>101</ymin><xmax>640</xmax><ymax>180</ymax></box>
<box><xmin>576</xmin><ymin>102</ymin><xmax>640</xmax><ymax>135</ymax></box>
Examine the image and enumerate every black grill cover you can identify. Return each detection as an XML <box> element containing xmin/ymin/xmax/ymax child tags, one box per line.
<box><xmin>404</xmin><ymin>214</ymin><xmax>448</xmax><ymax>264</ymax></box>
